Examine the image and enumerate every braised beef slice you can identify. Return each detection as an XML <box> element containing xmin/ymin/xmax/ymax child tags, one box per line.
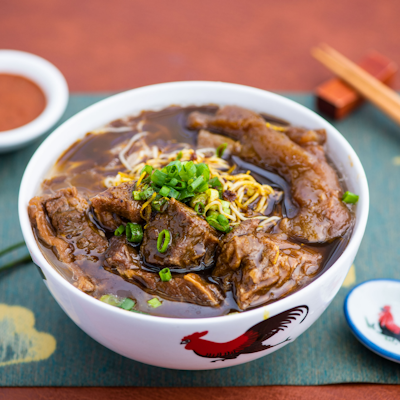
<box><xmin>28</xmin><ymin>187</ymin><xmax>108</xmax><ymax>292</ymax></box>
<box><xmin>188</xmin><ymin>106</ymin><xmax>352</xmax><ymax>243</ymax></box>
<box><xmin>105</xmin><ymin>236</ymin><xmax>223</xmax><ymax>306</ymax></box>
<box><xmin>90</xmin><ymin>181</ymin><xmax>143</xmax><ymax>230</ymax></box>
<box><xmin>214</xmin><ymin>230</ymin><xmax>322</xmax><ymax>310</ymax></box>
<box><xmin>141</xmin><ymin>198</ymin><xmax>219</xmax><ymax>270</ymax></box>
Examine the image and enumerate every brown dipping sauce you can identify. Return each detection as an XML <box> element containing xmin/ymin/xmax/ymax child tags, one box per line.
<box><xmin>0</xmin><ymin>74</ymin><xmax>46</xmax><ymax>132</ymax></box>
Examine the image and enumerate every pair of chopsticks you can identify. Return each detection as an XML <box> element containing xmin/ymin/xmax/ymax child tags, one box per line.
<box><xmin>312</xmin><ymin>44</ymin><xmax>400</xmax><ymax>125</ymax></box>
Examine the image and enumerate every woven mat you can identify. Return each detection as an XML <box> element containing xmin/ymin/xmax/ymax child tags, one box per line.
<box><xmin>1</xmin><ymin>94</ymin><xmax>400</xmax><ymax>386</ymax></box>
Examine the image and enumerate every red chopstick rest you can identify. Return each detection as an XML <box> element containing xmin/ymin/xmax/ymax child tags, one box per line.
<box><xmin>315</xmin><ymin>50</ymin><xmax>397</xmax><ymax>119</ymax></box>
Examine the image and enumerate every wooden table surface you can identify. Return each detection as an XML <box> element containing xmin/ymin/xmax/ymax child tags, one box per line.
<box><xmin>1</xmin><ymin>0</ymin><xmax>400</xmax><ymax>398</ymax></box>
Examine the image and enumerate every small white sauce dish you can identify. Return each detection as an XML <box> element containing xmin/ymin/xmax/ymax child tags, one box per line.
<box><xmin>344</xmin><ymin>279</ymin><xmax>400</xmax><ymax>363</ymax></box>
<box><xmin>0</xmin><ymin>50</ymin><xmax>69</xmax><ymax>153</ymax></box>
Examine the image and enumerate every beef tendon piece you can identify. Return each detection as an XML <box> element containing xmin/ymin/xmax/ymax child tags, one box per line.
<box><xmin>28</xmin><ymin>187</ymin><xmax>107</xmax><ymax>293</ymax></box>
<box><xmin>90</xmin><ymin>181</ymin><xmax>143</xmax><ymax>230</ymax></box>
<box><xmin>141</xmin><ymin>198</ymin><xmax>220</xmax><ymax>270</ymax></box>
<box><xmin>214</xmin><ymin>231</ymin><xmax>322</xmax><ymax>310</ymax></box>
<box><xmin>284</xmin><ymin>127</ymin><xmax>327</xmax><ymax>147</ymax></box>
<box><xmin>105</xmin><ymin>236</ymin><xmax>223</xmax><ymax>307</ymax></box>
<box><xmin>188</xmin><ymin>106</ymin><xmax>352</xmax><ymax>243</ymax></box>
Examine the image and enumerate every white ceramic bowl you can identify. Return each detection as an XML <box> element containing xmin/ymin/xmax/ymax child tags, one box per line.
<box><xmin>18</xmin><ymin>81</ymin><xmax>369</xmax><ymax>370</ymax></box>
<box><xmin>0</xmin><ymin>50</ymin><xmax>69</xmax><ymax>153</ymax></box>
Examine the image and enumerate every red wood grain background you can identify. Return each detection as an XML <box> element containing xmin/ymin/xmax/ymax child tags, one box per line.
<box><xmin>1</xmin><ymin>0</ymin><xmax>399</xmax><ymax>92</ymax></box>
<box><xmin>1</xmin><ymin>0</ymin><xmax>400</xmax><ymax>398</ymax></box>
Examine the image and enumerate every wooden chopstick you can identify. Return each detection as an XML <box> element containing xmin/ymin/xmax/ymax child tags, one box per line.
<box><xmin>311</xmin><ymin>44</ymin><xmax>400</xmax><ymax>125</ymax></box>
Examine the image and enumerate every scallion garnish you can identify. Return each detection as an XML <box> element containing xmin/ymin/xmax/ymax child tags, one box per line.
<box><xmin>216</xmin><ymin>143</ymin><xmax>228</xmax><ymax>158</ymax></box>
<box><xmin>151</xmin><ymin>169</ymin><xmax>168</xmax><ymax>186</ymax></box>
<box><xmin>126</xmin><ymin>222</ymin><xmax>144</xmax><ymax>243</ymax></box>
<box><xmin>159</xmin><ymin>185</ymin><xmax>171</xmax><ymax>197</ymax></box>
<box><xmin>114</xmin><ymin>225</ymin><xmax>125</xmax><ymax>236</ymax></box>
<box><xmin>120</xmin><ymin>298</ymin><xmax>135</xmax><ymax>310</ymax></box>
<box><xmin>178</xmin><ymin>189</ymin><xmax>195</xmax><ymax>202</ymax></box>
<box><xmin>217</xmin><ymin>214</ymin><xmax>229</xmax><ymax>226</ymax></box>
<box><xmin>179</xmin><ymin>161</ymin><xmax>196</xmax><ymax>181</ymax></box>
<box><xmin>194</xmin><ymin>202</ymin><xmax>205</xmax><ymax>215</ymax></box>
<box><xmin>206</xmin><ymin>216</ymin><xmax>232</xmax><ymax>233</ymax></box>
<box><xmin>176</xmin><ymin>151</ymin><xmax>183</xmax><ymax>160</ymax></box>
<box><xmin>157</xmin><ymin>229</ymin><xmax>171</xmax><ymax>253</ymax></box>
<box><xmin>168</xmin><ymin>187</ymin><xmax>180</xmax><ymax>199</ymax></box>
<box><xmin>140</xmin><ymin>165</ymin><xmax>153</xmax><ymax>176</ymax></box>
<box><xmin>133</xmin><ymin>191</ymin><xmax>142</xmax><ymax>201</ymax></box>
<box><xmin>165</xmin><ymin>160</ymin><xmax>182</xmax><ymax>177</ymax></box>
<box><xmin>208</xmin><ymin>177</ymin><xmax>223</xmax><ymax>189</ymax></box>
<box><xmin>188</xmin><ymin>175</ymin><xmax>205</xmax><ymax>192</ymax></box>
<box><xmin>195</xmin><ymin>163</ymin><xmax>210</xmax><ymax>181</ymax></box>
<box><xmin>342</xmin><ymin>191</ymin><xmax>359</xmax><ymax>204</ymax></box>
<box><xmin>159</xmin><ymin>267</ymin><xmax>172</xmax><ymax>282</ymax></box>
<box><xmin>141</xmin><ymin>186</ymin><xmax>155</xmax><ymax>200</ymax></box>
<box><xmin>100</xmin><ymin>294</ymin><xmax>122</xmax><ymax>306</ymax></box>
<box><xmin>148</xmin><ymin>297</ymin><xmax>162</xmax><ymax>308</ymax></box>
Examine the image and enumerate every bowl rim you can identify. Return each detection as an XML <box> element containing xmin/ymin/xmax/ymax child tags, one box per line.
<box><xmin>0</xmin><ymin>49</ymin><xmax>69</xmax><ymax>148</ymax></box>
<box><xmin>18</xmin><ymin>80</ymin><xmax>369</xmax><ymax>326</ymax></box>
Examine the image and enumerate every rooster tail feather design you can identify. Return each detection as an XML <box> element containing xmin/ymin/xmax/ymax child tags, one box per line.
<box><xmin>239</xmin><ymin>305</ymin><xmax>309</xmax><ymax>355</ymax></box>
<box><xmin>181</xmin><ymin>305</ymin><xmax>309</xmax><ymax>362</ymax></box>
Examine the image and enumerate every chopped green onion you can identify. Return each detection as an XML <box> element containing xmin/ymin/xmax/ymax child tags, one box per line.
<box><xmin>206</xmin><ymin>188</ymin><xmax>219</xmax><ymax>202</ymax></box>
<box><xmin>178</xmin><ymin>189</ymin><xmax>195</xmax><ymax>202</ymax></box>
<box><xmin>126</xmin><ymin>223</ymin><xmax>144</xmax><ymax>243</ymax></box>
<box><xmin>148</xmin><ymin>297</ymin><xmax>162</xmax><ymax>308</ymax></box>
<box><xmin>152</xmin><ymin>197</ymin><xmax>168</xmax><ymax>211</ymax></box>
<box><xmin>133</xmin><ymin>191</ymin><xmax>142</xmax><ymax>201</ymax></box>
<box><xmin>166</xmin><ymin>160</ymin><xmax>182</xmax><ymax>176</ymax></box>
<box><xmin>159</xmin><ymin>185</ymin><xmax>171</xmax><ymax>197</ymax></box>
<box><xmin>151</xmin><ymin>169</ymin><xmax>168</xmax><ymax>186</ymax></box>
<box><xmin>140</xmin><ymin>165</ymin><xmax>153</xmax><ymax>176</ymax></box>
<box><xmin>206</xmin><ymin>216</ymin><xmax>231</xmax><ymax>233</ymax></box>
<box><xmin>195</xmin><ymin>181</ymin><xmax>209</xmax><ymax>193</ymax></box>
<box><xmin>179</xmin><ymin>161</ymin><xmax>196</xmax><ymax>181</ymax></box>
<box><xmin>120</xmin><ymin>298</ymin><xmax>135</xmax><ymax>310</ymax></box>
<box><xmin>342</xmin><ymin>191</ymin><xmax>359</xmax><ymax>204</ymax></box>
<box><xmin>172</xmin><ymin>180</ymin><xmax>187</xmax><ymax>190</ymax></box>
<box><xmin>217</xmin><ymin>214</ymin><xmax>229</xmax><ymax>226</ymax></box>
<box><xmin>100</xmin><ymin>294</ymin><xmax>122</xmax><ymax>306</ymax></box>
<box><xmin>208</xmin><ymin>177</ymin><xmax>223</xmax><ymax>189</ymax></box>
<box><xmin>168</xmin><ymin>187</ymin><xmax>180</xmax><ymax>199</ymax></box>
<box><xmin>141</xmin><ymin>186</ymin><xmax>155</xmax><ymax>200</ymax></box>
<box><xmin>216</xmin><ymin>143</ymin><xmax>228</xmax><ymax>158</ymax></box>
<box><xmin>220</xmin><ymin>200</ymin><xmax>231</xmax><ymax>214</ymax></box>
<box><xmin>188</xmin><ymin>175</ymin><xmax>205</xmax><ymax>192</ymax></box>
<box><xmin>114</xmin><ymin>225</ymin><xmax>125</xmax><ymax>236</ymax></box>
<box><xmin>159</xmin><ymin>267</ymin><xmax>172</xmax><ymax>282</ymax></box>
<box><xmin>176</xmin><ymin>151</ymin><xmax>183</xmax><ymax>160</ymax></box>
<box><xmin>190</xmin><ymin>193</ymin><xmax>208</xmax><ymax>208</ymax></box>
<box><xmin>195</xmin><ymin>163</ymin><xmax>210</xmax><ymax>181</ymax></box>
<box><xmin>207</xmin><ymin>210</ymin><xmax>219</xmax><ymax>219</ymax></box>
<box><xmin>168</xmin><ymin>177</ymin><xmax>179</xmax><ymax>187</ymax></box>
<box><xmin>157</xmin><ymin>229</ymin><xmax>171</xmax><ymax>253</ymax></box>
<box><xmin>194</xmin><ymin>202</ymin><xmax>205</xmax><ymax>215</ymax></box>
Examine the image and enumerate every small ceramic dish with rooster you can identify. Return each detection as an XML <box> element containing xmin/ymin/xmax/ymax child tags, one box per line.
<box><xmin>344</xmin><ymin>279</ymin><xmax>400</xmax><ymax>363</ymax></box>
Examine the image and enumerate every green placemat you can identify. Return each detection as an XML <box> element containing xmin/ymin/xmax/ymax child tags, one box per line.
<box><xmin>1</xmin><ymin>94</ymin><xmax>400</xmax><ymax>386</ymax></box>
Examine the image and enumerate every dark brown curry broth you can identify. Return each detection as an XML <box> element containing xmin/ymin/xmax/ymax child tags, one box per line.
<box><xmin>35</xmin><ymin>106</ymin><xmax>351</xmax><ymax>318</ymax></box>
